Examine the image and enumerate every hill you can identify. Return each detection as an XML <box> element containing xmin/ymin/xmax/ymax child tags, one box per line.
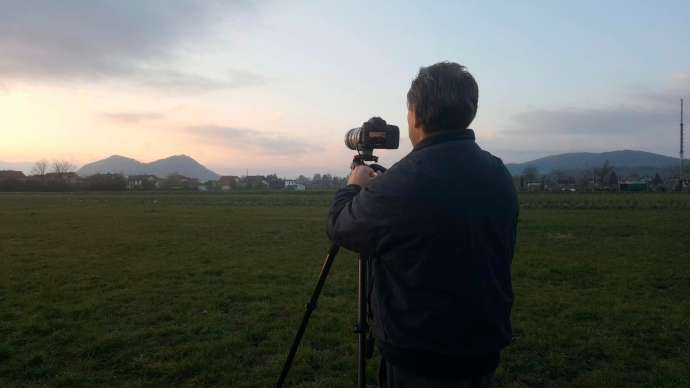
<box><xmin>505</xmin><ymin>150</ymin><xmax>680</xmax><ymax>175</ymax></box>
<box><xmin>76</xmin><ymin>155</ymin><xmax>142</xmax><ymax>176</ymax></box>
<box><xmin>77</xmin><ymin>155</ymin><xmax>220</xmax><ymax>181</ymax></box>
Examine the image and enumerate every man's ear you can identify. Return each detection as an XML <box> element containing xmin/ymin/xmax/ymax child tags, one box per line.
<box><xmin>407</xmin><ymin>106</ymin><xmax>417</xmax><ymax>129</ymax></box>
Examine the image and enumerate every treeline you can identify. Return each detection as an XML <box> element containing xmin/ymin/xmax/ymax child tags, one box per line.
<box><xmin>292</xmin><ymin>173</ymin><xmax>348</xmax><ymax>189</ymax></box>
<box><xmin>0</xmin><ymin>173</ymin><xmax>127</xmax><ymax>192</ymax></box>
<box><xmin>0</xmin><ymin>172</ymin><xmax>354</xmax><ymax>192</ymax></box>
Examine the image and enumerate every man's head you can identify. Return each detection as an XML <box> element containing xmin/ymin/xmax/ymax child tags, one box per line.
<box><xmin>406</xmin><ymin>62</ymin><xmax>479</xmax><ymax>146</ymax></box>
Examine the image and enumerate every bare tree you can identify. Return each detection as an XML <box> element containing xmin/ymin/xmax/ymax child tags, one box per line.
<box><xmin>31</xmin><ymin>159</ymin><xmax>48</xmax><ymax>176</ymax></box>
<box><xmin>52</xmin><ymin>160</ymin><xmax>75</xmax><ymax>175</ymax></box>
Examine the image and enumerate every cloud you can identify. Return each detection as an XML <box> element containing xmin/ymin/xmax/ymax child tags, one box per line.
<box><xmin>508</xmin><ymin>73</ymin><xmax>688</xmax><ymax>137</ymax></box>
<box><xmin>130</xmin><ymin>68</ymin><xmax>265</xmax><ymax>92</ymax></box>
<box><xmin>497</xmin><ymin>73</ymin><xmax>689</xmax><ymax>159</ymax></box>
<box><xmin>0</xmin><ymin>1</ymin><xmax>260</xmax><ymax>91</ymax></box>
<box><xmin>635</xmin><ymin>73</ymin><xmax>690</xmax><ymax>108</ymax></box>
<box><xmin>512</xmin><ymin>105</ymin><xmax>677</xmax><ymax>136</ymax></box>
<box><xmin>102</xmin><ymin>112</ymin><xmax>164</xmax><ymax>124</ymax></box>
<box><xmin>187</xmin><ymin>126</ymin><xmax>317</xmax><ymax>155</ymax></box>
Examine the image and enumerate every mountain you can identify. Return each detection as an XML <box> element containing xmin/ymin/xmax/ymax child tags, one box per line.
<box><xmin>505</xmin><ymin>150</ymin><xmax>680</xmax><ymax>175</ymax></box>
<box><xmin>145</xmin><ymin>155</ymin><xmax>220</xmax><ymax>181</ymax></box>
<box><xmin>77</xmin><ymin>155</ymin><xmax>220</xmax><ymax>181</ymax></box>
<box><xmin>76</xmin><ymin>155</ymin><xmax>143</xmax><ymax>176</ymax></box>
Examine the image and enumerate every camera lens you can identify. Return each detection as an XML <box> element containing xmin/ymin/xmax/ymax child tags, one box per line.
<box><xmin>345</xmin><ymin>127</ymin><xmax>361</xmax><ymax>150</ymax></box>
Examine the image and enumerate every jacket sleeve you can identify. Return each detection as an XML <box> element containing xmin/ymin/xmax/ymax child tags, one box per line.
<box><xmin>327</xmin><ymin>183</ymin><xmax>394</xmax><ymax>255</ymax></box>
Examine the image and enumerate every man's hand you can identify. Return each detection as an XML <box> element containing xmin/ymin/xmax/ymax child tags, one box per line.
<box><xmin>348</xmin><ymin>165</ymin><xmax>377</xmax><ymax>187</ymax></box>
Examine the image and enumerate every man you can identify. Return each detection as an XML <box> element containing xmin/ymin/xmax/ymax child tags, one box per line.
<box><xmin>327</xmin><ymin>62</ymin><xmax>518</xmax><ymax>387</ymax></box>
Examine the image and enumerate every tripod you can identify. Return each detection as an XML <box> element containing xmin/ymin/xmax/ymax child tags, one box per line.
<box><xmin>277</xmin><ymin>156</ymin><xmax>384</xmax><ymax>388</ymax></box>
<box><xmin>276</xmin><ymin>244</ymin><xmax>370</xmax><ymax>388</ymax></box>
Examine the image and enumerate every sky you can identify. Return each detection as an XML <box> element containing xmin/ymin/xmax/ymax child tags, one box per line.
<box><xmin>1</xmin><ymin>0</ymin><xmax>689</xmax><ymax>178</ymax></box>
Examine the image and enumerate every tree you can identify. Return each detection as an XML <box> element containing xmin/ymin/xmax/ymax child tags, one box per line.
<box><xmin>523</xmin><ymin>165</ymin><xmax>540</xmax><ymax>183</ymax></box>
<box><xmin>595</xmin><ymin>160</ymin><xmax>614</xmax><ymax>184</ymax></box>
<box><xmin>333</xmin><ymin>175</ymin><xmax>347</xmax><ymax>187</ymax></box>
<box><xmin>576</xmin><ymin>170</ymin><xmax>594</xmax><ymax>192</ymax></box>
<box><xmin>312</xmin><ymin>173</ymin><xmax>322</xmax><ymax>188</ymax></box>
<box><xmin>606</xmin><ymin>171</ymin><xmax>619</xmax><ymax>191</ymax></box>
<box><xmin>322</xmin><ymin>173</ymin><xmax>333</xmax><ymax>188</ymax></box>
<box><xmin>265</xmin><ymin>173</ymin><xmax>284</xmax><ymax>189</ymax></box>
<box><xmin>296</xmin><ymin>175</ymin><xmax>310</xmax><ymax>186</ymax></box>
<box><xmin>31</xmin><ymin>159</ymin><xmax>48</xmax><ymax>176</ymax></box>
<box><xmin>52</xmin><ymin>160</ymin><xmax>75</xmax><ymax>175</ymax></box>
<box><xmin>160</xmin><ymin>173</ymin><xmax>198</xmax><ymax>190</ymax></box>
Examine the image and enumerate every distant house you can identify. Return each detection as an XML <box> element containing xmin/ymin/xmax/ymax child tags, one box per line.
<box><xmin>0</xmin><ymin>170</ymin><xmax>26</xmax><ymax>181</ymax></box>
<box><xmin>619</xmin><ymin>180</ymin><xmax>649</xmax><ymax>192</ymax></box>
<box><xmin>159</xmin><ymin>174</ymin><xmax>199</xmax><ymax>190</ymax></box>
<box><xmin>550</xmin><ymin>176</ymin><xmax>577</xmax><ymax>192</ymax></box>
<box><xmin>218</xmin><ymin>176</ymin><xmax>239</xmax><ymax>191</ymax></box>
<box><xmin>242</xmin><ymin>175</ymin><xmax>268</xmax><ymax>189</ymax></box>
<box><xmin>127</xmin><ymin>175</ymin><xmax>159</xmax><ymax>190</ymax></box>
<box><xmin>201</xmin><ymin>180</ymin><xmax>220</xmax><ymax>192</ymax></box>
<box><xmin>284</xmin><ymin>179</ymin><xmax>306</xmax><ymax>191</ymax></box>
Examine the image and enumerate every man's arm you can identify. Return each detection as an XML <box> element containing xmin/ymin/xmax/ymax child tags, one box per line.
<box><xmin>327</xmin><ymin>166</ymin><xmax>396</xmax><ymax>255</ymax></box>
<box><xmin>327</xmin><ymin>184</ymin><xmax>385</xmax><ymax>255</ymax></box>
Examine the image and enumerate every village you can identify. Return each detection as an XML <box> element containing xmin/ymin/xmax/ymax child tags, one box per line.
<box><xmin>512</xmin><ymin>169</ymin><xmax>676</xmax><ymax>193</ymax></box>
<box><xmin>0</xmin><ymin>169</ymin><xmax>349</xmax><ymax>192</ymax></box>
<box><xmin>0</xmin><ymin>160</ymin><xmax>686</xmax><ymax>193</ymax></box>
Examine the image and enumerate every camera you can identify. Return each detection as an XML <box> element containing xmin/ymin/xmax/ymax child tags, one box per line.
<box><xmin>345</xmin><ymin>117</ymin><xmax>399</xmax><ymax>161</ymax></box>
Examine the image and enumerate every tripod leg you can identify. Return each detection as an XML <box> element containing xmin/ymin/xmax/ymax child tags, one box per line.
<box><xmin>277</xmin><ymin>244</ymin><xmax>340</xmax><ymax>388</ymax></box>
<box><xmin>356</xmin><ymin>255</ymin><xmax>368</xmax><ymax>388</ymax></box>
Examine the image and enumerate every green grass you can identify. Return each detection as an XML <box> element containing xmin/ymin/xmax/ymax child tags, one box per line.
<box><xmin>0</xmin><ymin>192</ymin><xmax>688</xmax><ymax>387</ymax></box>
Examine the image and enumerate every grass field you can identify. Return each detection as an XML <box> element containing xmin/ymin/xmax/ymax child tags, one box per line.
<box><xmin>1</xmin><ymin>192</ymin><xmax>689</xmax><ymax>387</ymax></box>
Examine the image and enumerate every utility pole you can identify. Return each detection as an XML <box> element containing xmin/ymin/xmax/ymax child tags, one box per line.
<box><xmin>681</xmin><ymin>98</ymin><xmax>685</xmax><ymax>189</ymax></box>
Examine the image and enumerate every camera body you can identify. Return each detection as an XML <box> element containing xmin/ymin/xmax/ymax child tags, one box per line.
<box><xmin>345</xmin><ymin>117</ymin><xmax>399</xmax><ymax>161</ymax></box>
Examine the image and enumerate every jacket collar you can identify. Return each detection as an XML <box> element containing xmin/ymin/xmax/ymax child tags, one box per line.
<box><xmin>412</xmin><ymin>129</ymin><xmax>476</xmax><ymax>152</ymax></box>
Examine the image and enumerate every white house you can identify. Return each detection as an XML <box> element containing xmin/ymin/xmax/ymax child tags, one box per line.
<box><xmin>284</xmin><ymin>179</ymin><xmax>306</xmax><ymax>191</ymax></box>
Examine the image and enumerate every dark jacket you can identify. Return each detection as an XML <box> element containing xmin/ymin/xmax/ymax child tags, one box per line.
<box><xmin>327</xmin><ymin>129</ymin><xmax>518</xmax><ymax>377</ymax></box>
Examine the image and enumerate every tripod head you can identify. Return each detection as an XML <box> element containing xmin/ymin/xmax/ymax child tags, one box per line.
<box><xmin>351</xmin><ymin>154</ymin><xmax>388</xmax><ymax>174</ymax></box>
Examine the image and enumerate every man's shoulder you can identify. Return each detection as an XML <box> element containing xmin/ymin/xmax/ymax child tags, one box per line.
<box><xmin>365</xmin><ymin>154</ymin><xmax>418</xmax><ymax>198</ymax></box>
<box><xmin>366</xmin><ymin>143</ymin><xmax>513</xmax><ymax>198</ymax></box>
